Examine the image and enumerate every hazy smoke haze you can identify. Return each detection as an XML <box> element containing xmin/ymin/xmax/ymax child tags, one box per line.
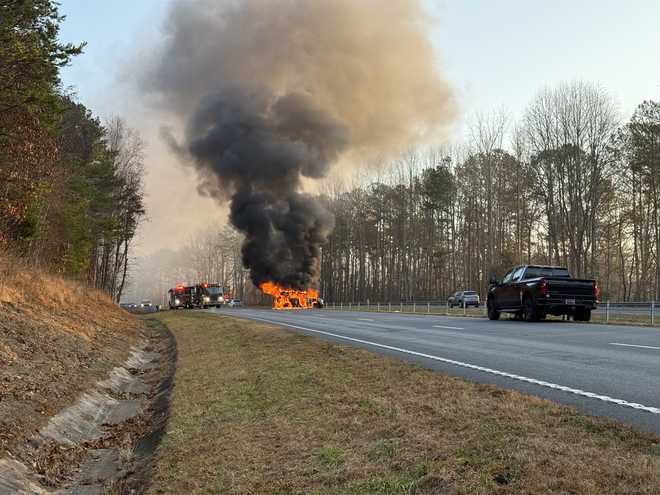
<box><xmin>139</xmin><ymin>0</ymin><xmax>455</xmax><ymax>289</ymax></box>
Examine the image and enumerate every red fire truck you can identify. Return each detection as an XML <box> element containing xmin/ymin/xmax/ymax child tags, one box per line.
<box><xmin>168</xmin><ymin>283</ymin><xmax>231</xmax><ymax>309</ymax></box>
<box><xmin>196</xmin><ymin>283</ymin><xmax>227</xmax><ymax>308</ymax></box>
<box><xmin>168</xmin><ymin>284</ymin><xmax>195</xmax><ymax>309</ymax></box>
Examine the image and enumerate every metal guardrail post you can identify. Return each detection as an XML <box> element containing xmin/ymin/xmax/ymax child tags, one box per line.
<box><xmin>606</xmin><ymin>300</ymin><xmax>610</xmax><ymax>324</ymax></box>
<box><xmin>652</xmin><ymin>301</ymin><xmax>655</xmax><ymax>326</ymax></box>
<box><xmin>413</xmin><ymin>302</ymin><xmax>416</xmax><ymax>313</ymax></box>
<box><xmin>400</xmin><ymin>302</ymin><xmax>403</xmax><ymax>313</ymax></box>
<box><xmin>340</xmin><ymin>302</ymin><xmax>343</xmax><ymax>311</ymax></box>
<box><xmin>388</xmin><ymin>302</ymin><xmax>391</xmax><ymax>312</ymax></box>
<box><xmin>349</xmin><ymin>302</ymin><xmax>352</xmax><ymax>311</ymax></box>
<box><xmin>357</xmin><ymin>301</ymin><xmax>360</xmax><ymax>311</ymax></box>
<box><xmin>427</xmin><ymin>302</ymin><xmax>430</xmax><ymax>314</ymax></box>
<box><xmin>446</xmin><ymin>301</ymin><xmax>449</xmax><ymax>316</ymax></box>
<box><xmin>377</xmin><ymin>302</ymin><xmax>380</xmax><ymax>312</ymax></box>
<box><xmin>463</xmin><ymin>300</ymin><xmax>466</xmax><ymax>316</ymax></box>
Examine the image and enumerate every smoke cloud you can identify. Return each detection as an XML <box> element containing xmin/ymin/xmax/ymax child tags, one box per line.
<box><xmin>141</xmin><ymin>0</ymin><xmax>454</xmax><ymax>290</ymax></box>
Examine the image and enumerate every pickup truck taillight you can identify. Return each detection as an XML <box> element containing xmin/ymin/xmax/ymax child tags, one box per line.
<box><xmin>593</xmin><ymin>282</ymin><xmax>600</xmax><ymax>302</ymax></box>
<box><xmin>539</xmin><ymin>278</ymin><xmax>549</xmax><ymax>296</ymax></box>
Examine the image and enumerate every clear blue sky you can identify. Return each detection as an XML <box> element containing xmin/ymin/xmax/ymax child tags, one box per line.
<box><xmin>59</xmin><ymin>0</ymin><xmax>660</xmax><ymax>122</ymax></box>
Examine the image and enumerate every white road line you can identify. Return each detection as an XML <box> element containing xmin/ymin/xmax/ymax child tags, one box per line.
<box><xmin>247</xmin><ymin>315</ymin><xmax>660</xmax><ymax>415</ymax></box>
<box><xmin>610</xmin><ymin>342</ymin><xmax>660</xmax><ymax>351</ymax></box>
<box><xmin>433</xmin><ymin>324</ymin><xmax>464</xmax><ymax>330</ymax></box>
<box><xmin>357</xmin><ymin>318</ymin><xmax>374</xmax><ymax>322</ymax></box>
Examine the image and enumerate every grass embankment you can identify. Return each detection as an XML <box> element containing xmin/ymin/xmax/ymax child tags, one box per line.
<box><xmin>148</xmin><ymin>311</ymin><xmax>659</xmax><ymax>494</ymax></box>
<box><xmin>0</xmin><ymin>255</ymin><xmax>141</xmax><ymax>458</ymax></box>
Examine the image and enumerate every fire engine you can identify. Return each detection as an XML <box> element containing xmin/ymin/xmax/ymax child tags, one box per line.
<box><xmin>195</xmin><ymin>283</ymin><xmax>228</xmax><ymax>308</ymax></box>
<box><xmin>168</xmin><ymin>283</ymin><xmax>230</xmax><ymax>309</ymax></box>
<box><xmin>168</xmin><ymin>284</ymin><xmax>194</xmax><ymax>309</ymax></box>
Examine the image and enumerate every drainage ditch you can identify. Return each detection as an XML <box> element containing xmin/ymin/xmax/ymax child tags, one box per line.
<box><xmin>0</xmin><ymin>317</ymin><xmax>175</xmax><ymax>494</ymax></box>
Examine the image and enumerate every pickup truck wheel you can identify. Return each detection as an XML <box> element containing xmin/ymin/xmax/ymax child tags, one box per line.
<box><xmin>487</xmin><ymin>300</ymin><xmax>500</xmax><ymax>320</ymax></box>
<box><xmin>574</xmin><ymin>309</ymin><xmax>591</xmax><ymax>322</ymax></box>
<box><xmin>523</xmin><ymin>298</ymin><xmax>540</xmax><ymax>322</ymax></box>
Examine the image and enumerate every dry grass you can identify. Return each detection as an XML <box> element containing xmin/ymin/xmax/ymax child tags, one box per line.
<box><xmin>147</xmin><ymin>311</ymin><xmax>660</xmax><ymax>495</ymax></box>
<box><xmin>0</xmin><ymin>254</ymin><xmax>137</xmax><ymax>339</ymax></box>
<box><xmin>0</xmin><ymin>254</ymin><xmax>141</xmax><ymax>459</ymax></box>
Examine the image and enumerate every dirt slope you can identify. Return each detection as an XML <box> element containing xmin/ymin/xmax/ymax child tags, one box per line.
<box><xmin>0</xmin><ymin>255</ymin><xmax>141</xmax><ymax>460</ymax></box>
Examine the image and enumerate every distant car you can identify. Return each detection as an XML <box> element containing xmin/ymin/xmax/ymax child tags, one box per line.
<box><xmin>306</xmin><ymin>296</ymin><xmax>324</xmax><ymax>308</ymax></box>
<box><xmin>138</xmin><ymin>299</ymin><xmax>158</xmax><ymax>313</ymax></box>
<box><xmin>227</xmin><ymin>299</ymin><xmax>242</xmax><ymax>307</ymax></box>
<box><xmin>448</xmin><ymin>291</ymin><xmax>480</xmax><ymax>308</ymax></box>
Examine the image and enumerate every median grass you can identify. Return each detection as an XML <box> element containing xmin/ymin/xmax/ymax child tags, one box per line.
<box><xmin>146</xmin><ymin>311</ymin><xmax>659</xmax><ymax>494</ymax></box>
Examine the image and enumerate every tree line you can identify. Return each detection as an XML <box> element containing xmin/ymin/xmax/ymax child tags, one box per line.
<box><xmin>0</xmin><ymin>0</ymin><xmax>145</xmax><ymax>302</ymax></box>
<box><xmin>320</xmin><ymin>82</ymin><xmax>660</xmax><ymax>304</ymax></box>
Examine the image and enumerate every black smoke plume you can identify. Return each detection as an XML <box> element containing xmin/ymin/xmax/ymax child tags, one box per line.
<box><xmin>186</xmin><ymin>87</ymin><xmax>346</xmax><ymax>288</ymax></box>
<box><xmin>141</xmin><ymin>0</ymin><xmax>455</xmax><ymax>290</ymax></box>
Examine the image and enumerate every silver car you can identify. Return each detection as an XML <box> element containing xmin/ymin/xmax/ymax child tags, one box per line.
<box><xmin>448</xmin><ymin>290</ymin><xmax>480</xmax><ymax>308</ymax></box>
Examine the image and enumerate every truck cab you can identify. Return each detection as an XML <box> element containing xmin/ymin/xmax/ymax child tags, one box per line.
<box><xmin>197</xmin><ymin>283</ymin><xmax>226</xmax><ymax>308</ymax></box>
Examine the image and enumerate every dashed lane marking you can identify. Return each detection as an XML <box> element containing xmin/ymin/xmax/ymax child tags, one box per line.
<box><xmin>245</xmin><ymin>315</ymin><xmax>660</xmax><ymax>416</ymax></box>
<box><xmin>433</xmin><ymin>324</ymin><xmax>464</xmax><ymax>330</ymax></box>
<box><xmin>610</xmin><ymin>342</ymin><xmax>660</xmax><ymax>351</ymax></box>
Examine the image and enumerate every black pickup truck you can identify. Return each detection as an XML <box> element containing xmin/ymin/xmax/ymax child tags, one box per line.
<box><xmin>487</xmin><ymin>265</ymin><xmax>599</xmax><ymax>322</ymax></box>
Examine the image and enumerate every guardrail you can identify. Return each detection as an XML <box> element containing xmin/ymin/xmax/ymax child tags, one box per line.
<box><xmin>324</xmin><ymin>300</ymin><xmax>660</xmax><ymax>326</ymax></box>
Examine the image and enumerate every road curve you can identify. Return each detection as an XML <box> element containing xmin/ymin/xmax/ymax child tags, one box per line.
<box><xmin>209</xmin><ymin>308</ymin><xmax>660</xmax><ymax>435</ymax></box>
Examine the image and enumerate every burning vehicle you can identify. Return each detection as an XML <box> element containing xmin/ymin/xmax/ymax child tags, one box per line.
<box><xmin>260</xmin><ymin>281</ymin><xmax>322</xmax><ymax>310</ymax></box>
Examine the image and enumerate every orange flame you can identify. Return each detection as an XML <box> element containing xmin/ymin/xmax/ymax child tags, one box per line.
<box><xmin>259</xmin><ymin>281</ymin><xmax>319</xmax><ymax>310</ymax></box>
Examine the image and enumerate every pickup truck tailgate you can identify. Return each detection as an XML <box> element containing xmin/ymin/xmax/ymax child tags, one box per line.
<box><xmin>546</xmin><ymin>277</ymin><xmax>596</xmax><ymax>304</ymax></box>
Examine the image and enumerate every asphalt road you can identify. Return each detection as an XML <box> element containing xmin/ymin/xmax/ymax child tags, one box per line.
<box><xmin>325</xmin><ymin>302</ymin><xmax>659</xmax><ymax>319</ymax></box>
<box><xmin>209</xmin><ymin>307</ymin><xmax>660</xmax><ymax>435</ymax></box>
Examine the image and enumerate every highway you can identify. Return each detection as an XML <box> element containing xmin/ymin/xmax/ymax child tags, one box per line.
<box><xmin>322</xmin><ymin>302</ymin><xmax>660</xmax><ymax>320</ymax></box>
<box><xmin>209</xmin><ymin>307</ymin><xmax>660</xmax><ymax>434</ymax></box>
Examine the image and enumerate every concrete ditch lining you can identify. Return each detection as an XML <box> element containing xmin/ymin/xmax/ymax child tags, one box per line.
<box><xmin>0</xmin><ymin>319</ymin><xmax>176</xmax><ymax>494</ymax></box>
